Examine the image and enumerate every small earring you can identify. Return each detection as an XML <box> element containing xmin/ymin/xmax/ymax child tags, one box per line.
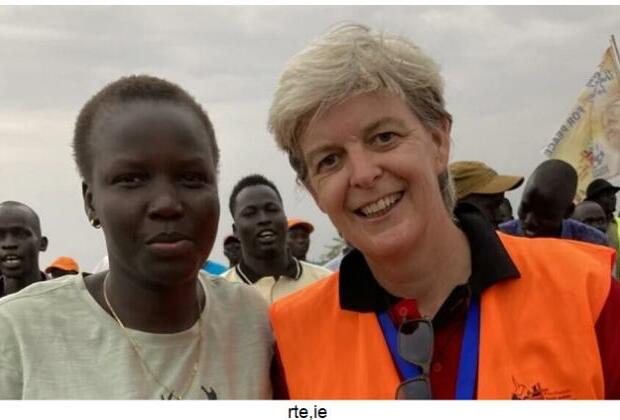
<box><xmin>90</xmin><ymin>218</ymin><xmax>102</xmax><ymax>229</ymax></box>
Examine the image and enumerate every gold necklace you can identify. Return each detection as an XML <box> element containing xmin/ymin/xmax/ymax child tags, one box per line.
<box><xmin>102</xmin><ymin>274</ymin><xmax>204</xmax><ymax>400</ymax></box>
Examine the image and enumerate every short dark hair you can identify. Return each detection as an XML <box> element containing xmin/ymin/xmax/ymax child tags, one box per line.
<box><xmin>229</xmin><ymin>174</ymin><xmax>283</xmax><ymax>217</ymax></box>
<box><xmin>72</xmin><ymin>74</ymin><xmax>219</xmax><ymax>181</ymax></box>
<box><xmin>0</xmin><ymin>201</ymin><xmax>42</xmax><ymax>237</ymax></box>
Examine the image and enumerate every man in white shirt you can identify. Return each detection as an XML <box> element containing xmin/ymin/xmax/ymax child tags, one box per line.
<box><xmin>222</xmin><ymin>174</ymin><xmax>331</xmax><ymax>302</ymax></box>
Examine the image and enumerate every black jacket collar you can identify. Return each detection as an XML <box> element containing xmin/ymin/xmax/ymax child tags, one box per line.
<box><xmin>0</xmin><ymin>271</ymin><xmax>47</xmax><ymax>298</ymax></box>
<box><xmin>339</xmin><ymin>202</ymin><xmax>520</xmax><ymax>314</ymax></box>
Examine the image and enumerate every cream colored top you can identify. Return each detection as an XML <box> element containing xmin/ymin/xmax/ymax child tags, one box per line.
<box><xmin>0</xmin><ymin>272</ymin><xmax>273</xmax><ymax>399</ymax></box>
<box><xmin>222</xmin><ymin>259</ymin><xmax>332</xmax><ymax>303</ymax></box>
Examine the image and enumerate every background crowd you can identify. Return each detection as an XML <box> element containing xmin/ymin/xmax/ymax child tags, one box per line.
<box><xmin>3</xmin><ymin>166</ymin><xmax>620</xmax><ymax>300</ymax></box>
<box><xmin>2</xmin><ymin>9</ymin><xmax>620</xmax><ymax>401</ymax></box>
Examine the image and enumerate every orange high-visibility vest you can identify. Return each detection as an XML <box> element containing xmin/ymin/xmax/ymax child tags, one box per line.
<box><xmin>270</xmin><ymin>233</ymin><xmax>613</xmax><ymax>399</ymax></box>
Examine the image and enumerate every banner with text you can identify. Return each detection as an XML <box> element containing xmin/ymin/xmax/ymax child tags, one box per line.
<box><xmin>544</xmin><ymin>45</ymin><xmax>620</xmax><ymax>201</ymax></box>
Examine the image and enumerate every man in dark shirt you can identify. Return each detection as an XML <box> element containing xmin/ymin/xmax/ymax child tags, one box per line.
<box><xmin>499</xmin><ymin>160</ymin><xmax>608</xmax><ymax>246</ymax></box>
<box><xmin>497</xmin><ymin>197</ymin><xmax>514</xmax><ymax>224</ymax></box>
<box><xmin>572</xmin><ymin>201</ymin><xmax>609</xmax><ymax>234</ymax></box>
<box><xmin>585</xmin><ymin>179</ymin><xmax>620</xmax><ymax>225</ymax></box>
<box><xmin>222</xmin><ymin>234</ymin><xmax>242</xmax><ymax>267</ymax></box>
<box><xmin>450</xmin><ymin>161</ymin><xmax>523</xmax><ymax>228</ymax></box>
<box><xmin>0</xmin><ymin>201</ymin><xmax>48</xmax><ymax>298</ymax></box>
<box><xmin>586</xmin><ymin>178</ymin><xmax>620</xmax><ymax>279</ymax></box>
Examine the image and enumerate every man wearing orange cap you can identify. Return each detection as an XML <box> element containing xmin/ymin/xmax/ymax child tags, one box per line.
<box><xmin>287</xmin><ymin>219</ymin><xmax>313</xmax><ymax>261</ymax></box>
<box><xmin>450</xmin><ymin>161</ymin><xmax>524</xmax><ymax>228</ymax></box>
<box><xmin>45</xmin><ymin>256</ymin><xmax>80</xmax><ymax>279</ymax></box>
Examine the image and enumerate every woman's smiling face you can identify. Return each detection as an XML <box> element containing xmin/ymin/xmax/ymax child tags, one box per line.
<box><xmin>300</xmin><ymin>91</ymin><xmax>451</xmax><ymax>262</ymax></box>
<box><xmin>83</xmin><ymin>100</ymin><xmax>220</xmax><ymax>286</ymax></box>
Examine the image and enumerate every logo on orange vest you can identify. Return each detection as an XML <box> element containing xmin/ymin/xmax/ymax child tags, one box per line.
<box><xmin>511</xmin><ymin>377</ymin><xmax>572</xmax><ymax>400</ymax></box>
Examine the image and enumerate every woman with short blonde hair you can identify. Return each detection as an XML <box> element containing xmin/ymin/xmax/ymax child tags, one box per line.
<box><xmin>267</xmin><ymin>23</ymin><xmax>620</xmax><ymax>400</ymax></box>
<box><xmin>269</xmin><ymin>23</ymin><xmax>454</xmax><ymax>211</ymax></box>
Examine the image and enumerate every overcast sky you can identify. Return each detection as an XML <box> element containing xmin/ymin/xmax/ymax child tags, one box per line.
<box><xmin>2</xmin><ymin>5</ymin><xmax>619</xmax><ymax>271</ymax></box>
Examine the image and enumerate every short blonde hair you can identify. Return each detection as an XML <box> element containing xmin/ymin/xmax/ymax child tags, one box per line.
<box><xmin>268</xmin><ymin>23</ymin><xmax>455</xmax><ymax>211</ymax></box>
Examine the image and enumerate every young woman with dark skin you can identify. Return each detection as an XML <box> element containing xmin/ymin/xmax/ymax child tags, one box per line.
<box><xmin>0</xmin><ymin>76</ymin><xmax>273</xmax><ymax>399</ymax></box>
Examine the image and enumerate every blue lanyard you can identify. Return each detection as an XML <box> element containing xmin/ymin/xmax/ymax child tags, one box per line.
<box><xmin>377</xmin><ymin>297</ymin><xmax>480</xmax><ymax>400</ymax></box>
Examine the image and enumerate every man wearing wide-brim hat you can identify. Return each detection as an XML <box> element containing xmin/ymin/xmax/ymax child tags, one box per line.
<box><xmin>450</xmin><ymin>161</ymin><xmax>524</xmax><ymax>227</ymax></box>
<box><xmin>586</xmin><ymin>178</ymin><xmax>620</xmax><ymax>280</ymax></box>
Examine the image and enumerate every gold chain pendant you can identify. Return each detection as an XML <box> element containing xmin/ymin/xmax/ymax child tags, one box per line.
<box><xmin>103</xmin><ymin>274</ymin><xmax>204</xmax><ymax>399</ymax></box>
